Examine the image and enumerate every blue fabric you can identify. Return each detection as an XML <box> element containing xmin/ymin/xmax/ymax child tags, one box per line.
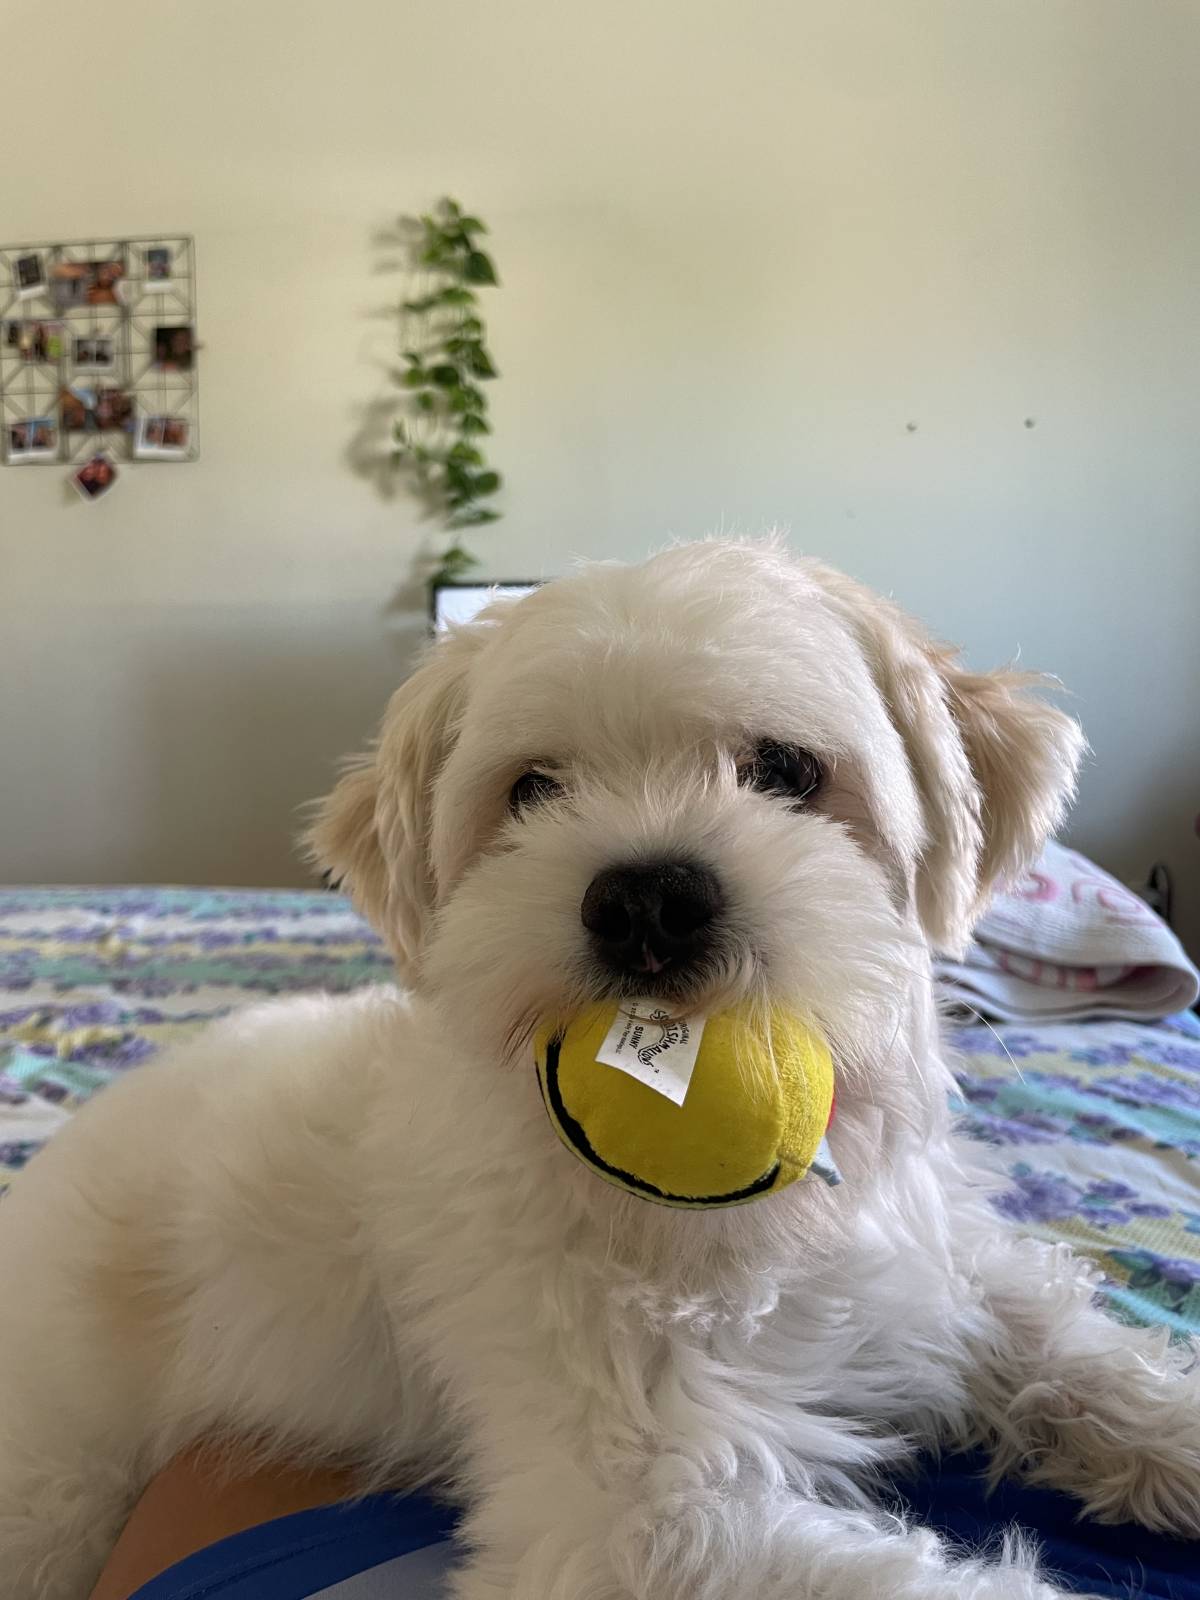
<box><xmin>132</xmin><ymin>1466</ymin><xmax>1200</xmax><ymax>1599</ymax></box>
<box><xmin>129</xmin><ymin>1493</ymin><xmax>458</xmax><ymax>1600</ymax></box>
<box><xmin>896</xmin><ymin>1449</ymin><xmax>1200</xmax><ymax>1599</ymax></box>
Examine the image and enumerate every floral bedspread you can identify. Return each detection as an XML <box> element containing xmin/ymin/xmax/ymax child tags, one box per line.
<box><xmin>2</xmin><ymin>887</ymin><xmax>1198</xmax><ymax>1334</ymax></box>
<box><xmin>946</xmin><ymin>1011</ymin><xmax>1200</xmax><ymax>1334</ymax></box>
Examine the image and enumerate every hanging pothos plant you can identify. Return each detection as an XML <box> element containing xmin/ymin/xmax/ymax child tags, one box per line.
<box><xmin>392</xmin><ymin>198</ymin><xmax>502</xmax><ymax>586</ymax></box>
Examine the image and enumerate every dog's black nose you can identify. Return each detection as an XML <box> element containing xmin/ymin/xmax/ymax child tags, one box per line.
<box><xmin>581</xmin><ymin>861</ymin><xmax>722</xmax><ymax>979</ymax></box>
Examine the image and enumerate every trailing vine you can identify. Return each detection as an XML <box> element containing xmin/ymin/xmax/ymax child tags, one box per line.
<box><xmin>392</xmin><ymin>198</ymin><xmax>502</xmax><ymax>585</ymax></box>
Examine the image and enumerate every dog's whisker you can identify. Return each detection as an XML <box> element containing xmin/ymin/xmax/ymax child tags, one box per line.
<box><xmin>963</xmin><ymin>1010</ymin><xmax>1025</xmax><ymax>1085</ymax></box>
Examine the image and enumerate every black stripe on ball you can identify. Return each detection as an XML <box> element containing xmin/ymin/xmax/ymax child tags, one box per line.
<box><xmin>539</xmin><ymin>1034</ymin><xmax>780</xmax><ymax>1208</ymax></box>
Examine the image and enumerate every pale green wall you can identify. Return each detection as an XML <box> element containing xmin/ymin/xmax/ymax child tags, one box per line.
<box><xmin>2</xmin><ymin>1</ymin><xmax>1197</xmax><ymax>950</ymax></box>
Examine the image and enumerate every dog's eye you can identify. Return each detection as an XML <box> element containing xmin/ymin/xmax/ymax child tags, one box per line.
<box><xmin>740</xmin><ymin>742</ymin><xmax>824</xmax><ymax>808</ymax></box>
<box><xmin>509</xmin><ymin>770</ymin><xmax>564</xmax><ymax>814</ymax></box>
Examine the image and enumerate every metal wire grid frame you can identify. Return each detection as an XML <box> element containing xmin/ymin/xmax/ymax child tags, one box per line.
<box><xmin>0</xmin><ymin>235</ymin><xmax>198</xmax><ymax>466</ymax></box>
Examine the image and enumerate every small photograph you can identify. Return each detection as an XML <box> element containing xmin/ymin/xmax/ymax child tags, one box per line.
<box><xmin>153</xmin><ymin>324</ymin><xmax>194</xmax><ymax>371</ymax></box>
<box><xmin>49</xmin><ymin>259</ymin><xmax>126</xmax><ymax>310</ymax></box>
<box><xmin>15</xmin><ymin>252</ymin><xmax>46</xmax><ymax>299</ymax></box>
<box><xmin>73</xmin><ymin>335</ymin><xmax>115</xmax><ymax>372</ymax></box>
<box><xmin>71</xmin><ymin>451</ymin><xmax>119</xmax><ymax>501</ymax></box>
<box><xmin>5</xmin><ymin>319</ymin><xmax>64</xmax><ymax>364</ymax></box>
<box><xmin>144</xmin><ymin>246</ymin><xmax>171</xmax><ymax>283</ymax></box>
<box><xmin>59</xmin><ymin>384</ymin><xmax>97</xmax><ymax>430</ymax></box>
<box><xmin>60</xmin><ymin>384</ymin><xmax>133</xmax><ymax>432</ymax></box>
<box><xmin>49</xmin><ymin>261</ymin><xmax>92</xmax><ymax>312</ymax></box>
<box><xmin>136</xmin><ymin>414</ymin><xmax>191</xmax><ymax>459</ymax></box>
<box><xmin>95</xmin><ymin>386</ymin><xmax>134</xmax><ymax>431</ymax></box>
<box><xmin>7</xmin><ymin>416</ymin><xmax>58</xmax><ymax>463</ymax></box>
<box><xmin>88</xmin><ymin>259</ymin><xmax>125</xmax><ymax>305</ymax></box>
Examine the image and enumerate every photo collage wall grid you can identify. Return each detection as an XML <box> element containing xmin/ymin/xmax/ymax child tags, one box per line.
<box><xmin>0</xmin><ymin>236</ymin><xmax>198</xmax><ymax>469</ymax></box>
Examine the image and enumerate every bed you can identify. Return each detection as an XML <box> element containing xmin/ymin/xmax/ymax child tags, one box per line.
<box><xmin>3</xmin><ymin>885</ymin><xmax>1199</xmax><ymax>1338</ymax></box>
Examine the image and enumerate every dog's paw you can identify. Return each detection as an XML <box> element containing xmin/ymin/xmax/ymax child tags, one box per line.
<box><xmin>1004</xmin><ymin>1350</ymin><xmax>1200</xmax><ymax>1537</ymax></box>
<box><xmin>1072</xmin><ymin>1438</ymin><xmax>1200</xmax><ymax>1537</ymax></box>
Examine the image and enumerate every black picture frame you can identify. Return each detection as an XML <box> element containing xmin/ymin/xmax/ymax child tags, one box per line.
<box><xmin>429</xmin><ymin>579</ymin><xmax>541</xmax><ymax>632</ymax></box>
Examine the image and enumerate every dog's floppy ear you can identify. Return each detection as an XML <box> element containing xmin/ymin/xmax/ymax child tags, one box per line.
<box><xmin>806</xmin><ymin>563</ymin><xmax>1084</xmax><ymax>955</ymax></box>
<box><xmin>305</xmin><ymin>630</ymin><xmax>479</xmax><ymax>973</ymax></box>
<box><xmin>936</xmin><ymin>652</ymin><xmax>1086</xmax><ymax>908</ymax></box>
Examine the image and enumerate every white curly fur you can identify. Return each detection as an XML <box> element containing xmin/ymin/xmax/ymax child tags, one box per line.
<box><xmin>0</xmin><ymin>540</ymin><xmax>1195</xmax><ymax>1599</ymax></box>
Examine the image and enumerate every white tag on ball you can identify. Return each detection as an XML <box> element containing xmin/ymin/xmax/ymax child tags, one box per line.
<box><xmin>595</xmin><ymin>1002</ymin><xmax>708</xmax><ymax>1106</ymax></box>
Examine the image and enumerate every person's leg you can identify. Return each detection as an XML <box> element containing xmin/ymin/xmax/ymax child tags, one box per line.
<box><xmin>88</xmin><ymin>1442</ymin><xmax>356</xmax><ymax>1600</ymax></box>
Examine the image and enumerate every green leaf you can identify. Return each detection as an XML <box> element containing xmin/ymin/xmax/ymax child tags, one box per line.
<box><xmin>472</xmin><ymin>470</ymin><xmax>501</xmax><ymax>496</ymax></box>
<box><xmin>402</xmin><ymin>350</ymin><xmax>423</xmax><ymax>365</ymax></box>
<box><xmin>437</xmin><ymin>286</ymin><xmax>475</xmax><ymax>307</ymax></box>
<box><xmin>459</xmin><ymin>316</ymin><xmax>484</xmax><ymax>337</ymax></box>
<box><xmin>449</xmin><ymin>506</ymin><xmax>502</xmax><ymax>528</ymax></box>
<box><xmin>464</xmin><ymin>250</ymin><xmax>498</xmax><ymax>286</ymax></box>
<box><xmin>402</xmin><ymin>369</ymin><xmax>428</xmax><ymax>389</ymax></box>
<box><xmin>466</xmin><ymin>345</ymin><xmax>497</xmax><ymax>379</ymax></box>
<box><xmin>415</xmin><ymin>390</ymin><xmax>438</xmax><ymax>413</ymax></box>
<box><xmin>436</xmin><ymin>537</ymin><xmax>476</xmax><ymax>564</ymax></box>
<box><xmin>459</xmin><ymin>413</ymin><xmax>491</xmax><ymax>435</ymax></box>
<box><xmin>441</xmin><ymin>198</ymin><xmax>462</xmax><ymax>218</ymax></box>
<box><xmin>447</xmin><ymin>441</ymin><xmax>484</xmax><ymax>466</ymax></box>
<box><xmin>430</xmin><ymin>364</ymin><xmax>461</xmax><ymax>388</ymax></box>
<box><xmin>441</xmin><ymin>338</ymin><xmax>497</xmax><ymax>379</ymax></box>
<box><xmin>447</xmin><ymin>383</ymin><xmax>486</xmax><ymax>413</ymax></box>
<box><xmin>457</xmin><ymin>215</ymin><xmax>486</xmax><ymax>235</ymax></box>
<box><xmin>393</xmin><ymin>420</ymin><xmax>408</xmax><ymax>441</ymax></box>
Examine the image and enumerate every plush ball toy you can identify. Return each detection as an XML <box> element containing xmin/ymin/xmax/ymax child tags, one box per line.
<box><xmin>534</xmin><ymin>1002</ymin><xmax>837</xmax><ymax>1209</ymax></box>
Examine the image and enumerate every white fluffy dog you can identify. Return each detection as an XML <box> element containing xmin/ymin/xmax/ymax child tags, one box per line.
<box><xmin>2</xmin><ymin>541</ymin><xmax>1198</xmax><ymax>1600</ymax></box>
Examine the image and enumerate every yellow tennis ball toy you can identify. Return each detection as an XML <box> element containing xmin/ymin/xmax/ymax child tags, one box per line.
<box><xmin>534</xmin><ymin>1002</ymin><xmax>837</xmax><ymax>1209</ymax></box>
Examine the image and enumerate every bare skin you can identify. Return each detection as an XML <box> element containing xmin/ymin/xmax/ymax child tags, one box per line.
<box><xmin>88</xmin><ymin>1443</ymin><xmax>355</xmax><ymax>1600</ymax></box>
